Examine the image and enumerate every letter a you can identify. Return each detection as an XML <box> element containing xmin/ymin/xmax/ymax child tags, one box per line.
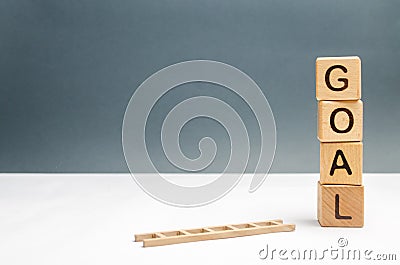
<box><xmin>330</xmin><ymin>149</ymin><xmax>352</xmax><ymax>176</ymax></box>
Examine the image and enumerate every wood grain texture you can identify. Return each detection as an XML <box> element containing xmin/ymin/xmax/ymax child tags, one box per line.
<box><xmin>320</xmin><ymin>142</ymin><xmax>362</xmax><ymax>185</ymax></box>
<box><xmin>318</xmin><ymin>100</ymin><xmax>363</xmax><ymax>142</ymax></box>
<box><xmin>317</xmin><ymin>182</ymin><xmax>364</xmax><ymax>227</ymax></box>
<box><xmin>316</xmin><ymin>56</ymin><xmax>361</xmax><ymax>101</ymax></box>
<box><xmin>135</xmin><ymin>219</ymin><xmax>295</xmax><ymax>247</ymax></box>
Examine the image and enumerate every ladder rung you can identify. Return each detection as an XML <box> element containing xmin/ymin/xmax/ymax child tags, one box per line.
<box><xmin>179</xmin><ymin>230</ymin><xmax>191</xmax><ymax>235</ymax></box>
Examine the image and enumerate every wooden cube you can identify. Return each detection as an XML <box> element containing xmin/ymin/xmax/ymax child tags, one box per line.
<box><xmin>318</xmin><ymin>100</ymin><xmax>363</xmax><ymax>142</ymax></box>
<box><xmin>317</xmin><ymin>182</ymin><xmax>364</xmax><ymax>227</ymax></box>
<box><xmin>316</xmin><ymin>56</ymin><xmax>361</xmax><ymax>100</ymax></box>
<box><xmin>320</xmin><ymin>142</ymin><xmax>362</xmax><ymax>185</ymax></box>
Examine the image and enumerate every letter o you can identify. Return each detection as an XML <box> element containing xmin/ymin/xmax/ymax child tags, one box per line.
<box><xmin>330</xmin><ymin>108</ymin><xmax>354</xmax><ymax>133</ymax></box>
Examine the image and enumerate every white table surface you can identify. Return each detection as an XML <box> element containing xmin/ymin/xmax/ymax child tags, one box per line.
<box><xmin>0</xmin><ymin>173</ymin><xmax>399</xmax><ymax>265</ymax></box>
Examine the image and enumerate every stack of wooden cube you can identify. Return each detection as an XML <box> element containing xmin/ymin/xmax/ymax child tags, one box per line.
<box><xmin>316</xmin><ymin>56</ymin><xmax>364</xmax><ymax>227</ymax></box>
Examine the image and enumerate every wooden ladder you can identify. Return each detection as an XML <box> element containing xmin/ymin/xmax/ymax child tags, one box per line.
<box><xmin>135</xmin><ymin>219</ymin><xmax>295</xmax><ymax>247</ymax></box>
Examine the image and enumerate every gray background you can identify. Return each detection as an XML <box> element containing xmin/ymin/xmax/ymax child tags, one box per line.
<box><xmin>1</xmin><ymin>0</ymin><xmax>399</xmax><ymax>173</ymax></box>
